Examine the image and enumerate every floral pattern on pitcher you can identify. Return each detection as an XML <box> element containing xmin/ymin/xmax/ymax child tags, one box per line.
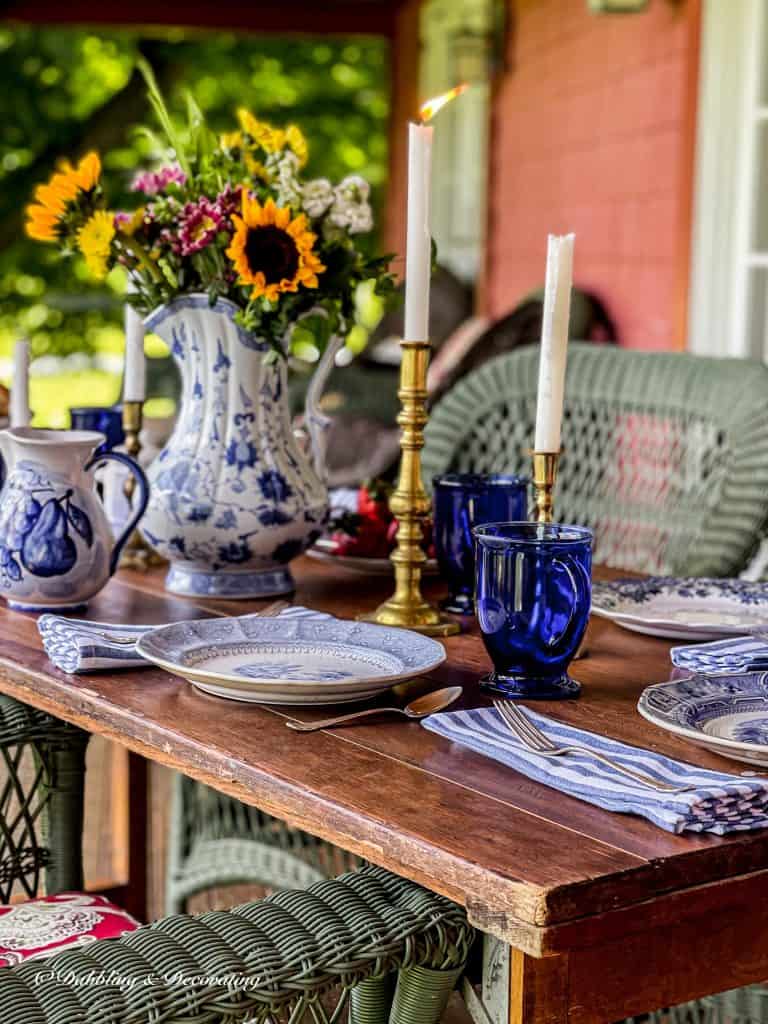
<box><xmin>140</xmin><ymin>296</ymin><xmax>339</xmax><ymax>599</ymax></box>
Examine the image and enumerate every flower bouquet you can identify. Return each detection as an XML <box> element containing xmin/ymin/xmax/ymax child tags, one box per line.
<box><xmin>24</xmin><ymin>63</ymin><xmax>398</xmax><ymax>599</ymax></box>
<box><xmin>26</xmin><ymin>61</ymin><xmax>395</xmax><ymax>359</ymax></box>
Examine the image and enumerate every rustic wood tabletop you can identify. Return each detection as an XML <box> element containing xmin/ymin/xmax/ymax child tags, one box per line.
<box><xmin>0</xmin><ymin>556</ymin><xmax>766</xmax><ymax>1024</ymax></box>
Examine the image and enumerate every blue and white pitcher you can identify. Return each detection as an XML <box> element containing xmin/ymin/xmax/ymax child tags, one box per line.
<box><xmin>140</xmin><ymin>294</ymin><xmax>341</xmax><ymax>599</ymax></box>
<box><xmin>0</xmin><ymin>428</ymin><xmax>148</xmax><ymax>611</ymax></box>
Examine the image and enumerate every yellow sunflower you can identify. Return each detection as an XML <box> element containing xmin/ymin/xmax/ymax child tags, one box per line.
<box><xmin>25</xmin><ymin>152</ymin><xmax>101</xmax><ymax>242</ymax></box>
<box><xmin>77</xmin><ymin>210</ymin><xmax>115</xmax><ymax>279</ymax></box>
<box><xmin>236</xmin><ymin>109</ymin><xmax>308</xmax><ymax>168</ymax></box>
<box><xmin>237</xmin><ymin>109</ymin><xmax>277</xmax><ymax>150</ymax></box>
<box><xmin>226</xmin><ymin>195</ymin><xmax>325</xmax><ymax>303</ymax></box>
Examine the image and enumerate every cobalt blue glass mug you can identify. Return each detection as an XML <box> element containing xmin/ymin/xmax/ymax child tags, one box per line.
<box><xmin>70</xmin><ymin>405</ymin><xmax>124</xmax><ymax>454</ymax></box>
<box><xmin>474</xmin><ymin>522</ymin><xmax>592</xmax><ymax>699</ymax></box>
<box><xmin>432</xmin><ymin>473</ymin><xmax>529</xmax><ymax>615</ymax></box>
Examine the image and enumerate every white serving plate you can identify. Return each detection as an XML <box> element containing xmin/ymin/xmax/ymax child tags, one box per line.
<box><xmin>638</xmin><ymin>672</ymin><xmax>768</xmax><ymax>767</ymax></box>
<box><xmin>307</xmin><ymin>538</ymin><xmax>439</xmax><ymax>576</ymax></box>
<box><xmin>136</xmin><ymin>611</ymin><xmax>445</xmax><ymax>705</ymax></box>
<box><xmin>591</xmin><ymin>577</ymin><xmax>768</xmax><ymax>640</ymax></box>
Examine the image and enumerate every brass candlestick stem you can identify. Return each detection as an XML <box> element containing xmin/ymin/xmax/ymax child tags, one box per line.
<box><xmin>531</xmin><ymin>450</ymin><xmax>560</xmax><ymax>524</ymax></box>
<box><xmin>119</xmin><ymin>401</ymin><xmax>164</xmax><ymax>571</ymax></box>
<box><xmin>359</xmin><ymin>340</ymin><xmax>459</xmax><ymax>636</ymax></box>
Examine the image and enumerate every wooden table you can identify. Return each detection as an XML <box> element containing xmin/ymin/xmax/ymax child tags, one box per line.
<box><xmin>1</xmin><ymin>557</ymin><xmax>767</xmax><ymax>1024</ymax></box>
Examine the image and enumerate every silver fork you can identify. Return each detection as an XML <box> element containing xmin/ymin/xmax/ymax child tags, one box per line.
<box><xmin>492</xmin><ymin>700</ymin><xmax>697</xmax><ymax>795</ymax></box>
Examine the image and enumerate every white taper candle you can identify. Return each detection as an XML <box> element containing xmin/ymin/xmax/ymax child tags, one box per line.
<box><xmin>123</xmin><ymin>303</ymin><xmax>146</xmax><ymax>403</ymax></box>
<box><xmin>10</xmin><ymin>339</ymin><xmax>31</xmax><ymax>428</ymax></box>
<box><xmin>404</xmin><ymin>121</ymin><xmax>434</xmax><ymax>342</ymax></box>
<box><xmin>534</xmin><ymin>233</ymin><xmax>575</xmax><ymax>452</ymax></box>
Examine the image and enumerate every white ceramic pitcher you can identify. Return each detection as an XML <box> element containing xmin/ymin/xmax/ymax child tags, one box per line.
<box><xmin>0</xmin><ymin>428</ymin><xmax>148</xmax><ymax>611</ymax></box>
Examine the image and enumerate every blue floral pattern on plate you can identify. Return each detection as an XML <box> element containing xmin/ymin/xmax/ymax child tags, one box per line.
<box><xmin>638</xmin><ymin>672</ymin><xmax>768</xmax><ymax>766</ymax></box>
<box><xmin>592</xmin><ymin>577</ymin><xmax>768</xmax><ymax>640</ymax></box>
<box><xmin>135</xmin><ymin>612</ymin><xmax>447</xmax><ymax>705</ymax></box>
<box><xmin>236</xmin><ymin>662</ymin><xmax>354</xmax><ymax>682</ymax></box>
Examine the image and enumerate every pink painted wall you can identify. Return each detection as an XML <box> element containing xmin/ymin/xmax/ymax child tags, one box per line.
<box><xmin>485</xmin><ymin>0</ymin><xmax>701</xmax><ymax>348</ymax></box>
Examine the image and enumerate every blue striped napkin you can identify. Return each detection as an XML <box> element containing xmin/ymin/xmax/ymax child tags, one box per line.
<box><xmin>670</xmin><ymin>635</ymin><xmax>768</xmax><ymax>674</ymax></box>
<box><xmin>422</xmin><ymin>706</ymin><xmax>768</xmax><ymax>834</ymax></box>
<box><xmin>38</xmin><ymin>607</ymin><xmax>329</xmax><ymax>675</ymax></box>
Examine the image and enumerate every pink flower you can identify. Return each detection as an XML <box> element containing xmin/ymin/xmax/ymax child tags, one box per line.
<box><xmin>177</xmin><ymin>197</ymin><xmax>224</xmax><ymax>255</ymax></box>
<box><xmin>213</xmin><ymin>184</ymin><xmax>241</xmax><ymax>223</ymax></box>
<box><xmin>131</xmin><ymin>165</ymin><xmax>187</xmax><ymax>196</ymax></box>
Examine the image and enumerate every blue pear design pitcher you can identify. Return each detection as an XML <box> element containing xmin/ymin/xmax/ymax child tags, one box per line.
<box><xmin>0</xmin><ymin>428</ymin><xmax>148</xmax><ymax>611</ymax></box>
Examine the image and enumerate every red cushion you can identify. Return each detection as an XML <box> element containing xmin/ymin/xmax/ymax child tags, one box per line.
<box><xmin>0</xmin><ymin>892</ymin><xmax>140</xmax><ymax>967</ymax></box>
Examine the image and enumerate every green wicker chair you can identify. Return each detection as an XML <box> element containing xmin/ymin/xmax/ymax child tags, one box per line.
<box><xmin>0</xmin><ymin>693</ymin><xmax>473</xmax><ymax>1023</ymax></box>
<box><xmin>422</xmin><ymin>343</ymin><xmax>768</xmax><ymax>576</ymax></box>
<box><xmin>1</xmin><ymin>863</ymin><xmax>473</xmax><ymax>1024</ymax></box>
<box><xmin>0</xmin><ymin>694</ymin><xmax>90</xmax><ymax>900</ymax></box>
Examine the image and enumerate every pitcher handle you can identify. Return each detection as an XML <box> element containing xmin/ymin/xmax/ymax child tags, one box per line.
<box><xmin>85</xmin><ymin>450</ymin><xmax>149</xmax><ymax>575</ymax></box>
<box><xmin>304</xmin><ymin>333</ymin><xmax>344</xmax><ymax>483</ymax></box>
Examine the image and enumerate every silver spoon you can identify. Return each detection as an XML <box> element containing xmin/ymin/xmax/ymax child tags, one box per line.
<box><xmin>285</xmin><ymin>686</ymin><xmax>462</xmax><ymax>732</ymax></box>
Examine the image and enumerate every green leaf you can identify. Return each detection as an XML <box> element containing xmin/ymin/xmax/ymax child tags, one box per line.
<box><xmin>137</xmin><ymin>57</ymin><xmax>191</xmax><ymax>176</ymax></box>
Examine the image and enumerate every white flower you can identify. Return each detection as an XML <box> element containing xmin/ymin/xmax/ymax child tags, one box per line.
<box><xmin>301</xmin><ymin>178</ymin><xmax>334</xmax><ymax>218</ymax></box>
<box><xmin>327</xmin><ymin>174</ymin><xmax>374</xmax><ymax>235</ymax></box>
<box><xmin>267</xmin><ymin>151</ymin><xmax>301</xmax><ymax>208</ymax></box>
<box><xmin>335</xmin><ymin>175</ymin><xmax>370</xmax><ymax>204</ymax></box>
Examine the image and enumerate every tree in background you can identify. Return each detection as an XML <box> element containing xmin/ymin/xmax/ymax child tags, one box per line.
<box><xmin>0</xmin><ymin>26</ymin><xmax>389</xmax><ymax>420</ymax></box>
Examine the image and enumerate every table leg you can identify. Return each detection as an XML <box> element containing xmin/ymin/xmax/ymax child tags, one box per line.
<box><xmin>509</xmin><ymin>949</ymin><xmax>569</xmax><ymax>1024</ymax></box>
<box><xmin>100</xmin><ymin>752</ymin><xmax>148</xmax><ymax>921</ymax></box>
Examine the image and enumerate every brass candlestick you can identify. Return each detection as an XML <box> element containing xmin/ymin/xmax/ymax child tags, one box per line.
<box><xmin>360</xmin><ymin>340</ymin><xmax>459</xmax><ymax>636</ymax></box>
<box><xmin>531</xmin><ymin>450</ymin><xmax>560</xmax><ymax>524</ymax></box>
<box><xmin>119</xmin><ymin>400</ymin><xmax>164</xmax><ymax>571</ymax></box>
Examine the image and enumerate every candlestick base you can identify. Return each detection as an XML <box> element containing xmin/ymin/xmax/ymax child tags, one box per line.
<box><xmin>119</xmin><ymin>400</ymin><xmax>165</xmax><ymax>572</ymax></box>
<box><xmin>358</xmin><ymin>340</ymin><xmax>459</xmax><ymax>637</ymax></box>
<box><xmin>530</xmin><ymin>450</ymin><xmax>560</xmax><ymax>524</ymax></box>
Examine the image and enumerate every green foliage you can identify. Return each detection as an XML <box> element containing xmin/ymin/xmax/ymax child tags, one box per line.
<box><xmin>0</xmin><ymin>26</ymin><xmax>390</xmax><ymax>373</ymax></box>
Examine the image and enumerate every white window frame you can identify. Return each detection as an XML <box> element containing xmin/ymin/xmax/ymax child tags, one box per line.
<box><xmin>688</xmin><ymin>0</ymin><xmax>766</xmax><ymax>358</ymax></box>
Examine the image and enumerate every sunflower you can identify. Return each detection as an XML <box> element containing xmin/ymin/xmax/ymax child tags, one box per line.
<box><xmin>226</xmin><ymin>195</ymin><xmax>325</xmax><ymax>303</ymax></box>
<box><xmin>237</xmin><ymin>109</ymin><xmax>277</xmax><ymax>151</ymax></box>
<box><xmin>25</xmin><ymin>152</ymin><xmax>101</xmax><ymax>242</ymax></box>
<box><xmin>77</xmin><ymin>210</ymin><xmax>115</xmax><ymax>279</ymax></box>
<box><xmin>236</xmin><ymin>109</ymin><xmax>308</xmax><ymax>168</ymax></box>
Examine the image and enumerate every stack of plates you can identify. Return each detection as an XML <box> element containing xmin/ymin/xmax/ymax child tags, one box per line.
<box><xmin>592</xmin><ymin>577</ymin><xmax>768</xmax><ymax>640</ymax></box>
<box><xmin>136</xmin><ymin>612</ymin><xmax>446</xmax><ymax>705</ymax></box>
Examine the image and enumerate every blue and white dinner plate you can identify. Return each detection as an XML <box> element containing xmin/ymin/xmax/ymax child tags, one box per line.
<box><xmin>592</xmin><ymin>577</ymin><xmax>768</xmax><ymax>640</ymax></box>
<box><xmin>136</xmin><ymin>612</ymin><xmax>446</xmax><ymax>705</ymax></box>
<box><xmin>638</xmin><ymin>672</ymin><xmax>768</xmax><ymax>766</ymax></box>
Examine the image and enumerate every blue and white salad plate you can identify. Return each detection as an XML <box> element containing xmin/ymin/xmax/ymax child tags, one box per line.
<box><xmin>638</xmin><ymin>672</ymin><xmax>768</xmax><ymax>766</ymax></box>
<box><xmin>136</xmin><ymin>613</ymin><xmax>446</xmax><ymax>705</ymax></box>
<box><xmin>592</xmin><ymin>577</ymin><xmax>768</xmax><ymax>640</ymax></box>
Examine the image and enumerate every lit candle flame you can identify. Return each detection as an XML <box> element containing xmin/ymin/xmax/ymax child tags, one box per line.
<box><xmin>419</xmin><ymin>83</ymin><xmax>469</xmax><ymax>123</ymax></box>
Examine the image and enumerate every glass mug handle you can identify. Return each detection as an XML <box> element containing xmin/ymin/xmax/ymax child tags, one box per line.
<box><xmin>545</xmin><ymin>555</ymin><xmax>591</xmax><ymax>649</ymax></box>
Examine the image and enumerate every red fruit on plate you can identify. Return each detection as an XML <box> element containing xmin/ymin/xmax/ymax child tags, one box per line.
<box><xmin>357</xmin><ymin>479</ymin><xmax>393</xmax><ymax>522</ymax></box>
<box><xmin>354</xmin><ymin>516</ymin><xmax>391</xmax><ymax>558</ymax></box>
<box><xmin>330</xmin><ymin>530</ymin><xmax>359</xmax><ymax>557</ymax></box>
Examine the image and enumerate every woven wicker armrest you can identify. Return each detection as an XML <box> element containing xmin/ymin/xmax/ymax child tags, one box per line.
<box><xmin>0</xmin><ymin>864</ymin><xmax>474</xmax><ymax>1024</ymax></box>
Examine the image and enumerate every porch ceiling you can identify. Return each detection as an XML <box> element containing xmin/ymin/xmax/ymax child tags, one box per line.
<box><xmin>1</xmin><ymin>0</ymin><xmax>409</xmax><ymax>36</ymax></box>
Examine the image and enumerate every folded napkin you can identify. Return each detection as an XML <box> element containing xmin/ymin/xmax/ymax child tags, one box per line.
<box><xmin>38</xmin><ymin>606</ymin><xmax>327</xmax><ymax>675</ymax></box>
<box><xmin>671</xmin><ymin>634</ymin><xmax>768</xmax><ymax>674</ymax></box>
<box><xmin>423</xmin><ymin>706</ymin><xmax>768</xmax><ymax>834</ymax></box>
